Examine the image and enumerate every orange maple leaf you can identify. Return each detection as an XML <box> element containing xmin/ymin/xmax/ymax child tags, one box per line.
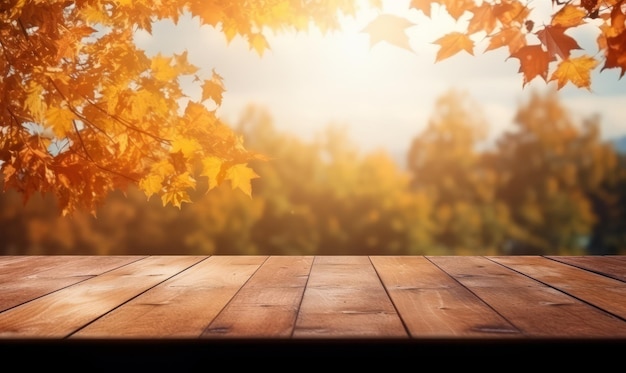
<box><xmin>536</xmin><ymin>25</ymin><xmax>581</xmax><ymax>60</ymax></box>
<box><xmin>442</xmin><ymin>0</ymin><xmax>475</xmax><ymax>20</ymax></box>
<box><xmin>550</xmin><ymin>55</ymin><xmax>599</xmax><ymax>89</ymax></box>
<box><xmin>551</xmin><ymin>3</ymin><xmax>587</xmax><ymax>28</ymax></box>
<box><xmin>433</xmin><ymin>32</ymin><xmax>474</xmax><ymax>62</ymax></box>
<box><xmin>361</xmin><ymin>14</ymin><xmax>416</xmax><ymax>52</ymax></box>
<box><xmin>509</xmin><ymin>44</ymin><xmax>556</xmax><ymax>86</ymax></box>
<box><xmin>485</xmin><ymin>26</ymin><xmax>526</xmax><ymax>54</ymax></box>
<box><xmin>409</xmin><ymin>0</ymin><xmax>434</xmax><ymax>17</ymax></box>
<box><xmin>602</xmin><ymin>30</ymin><xmax>626</xmax><ymax>77</ymax></box>
<box><xmin>468</xmin><ymin>2</ymin><xmax>498</xmax><ymax>35</ymax></box>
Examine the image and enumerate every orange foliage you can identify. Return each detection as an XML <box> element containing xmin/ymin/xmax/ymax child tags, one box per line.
<box><xmin>365</xmin><ymin>0</ymin><xmax>626</xmax><ymax>89</ymax></box>
<box><xmin>1</xmin><ymin>0</ymin><xmax>624</xmax><ymax>216</ymax></box>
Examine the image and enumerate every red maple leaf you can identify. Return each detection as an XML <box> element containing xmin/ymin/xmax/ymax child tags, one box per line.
<box><xmin>535</xmin><ymin>25</ymin><xmax>581</xmax><ymax>60</ymax></box>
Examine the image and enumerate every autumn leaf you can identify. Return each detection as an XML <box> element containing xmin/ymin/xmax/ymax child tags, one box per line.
<box><xmin>485</xmin><ymin>26</ymin><xmax>526</xmax><ymax>54</ymax></box>
<box><xmin>441</xmin><ymin>0</ymin><xmax>474</xmax><ymax>20</ymax></box>
<box><xmin>139</xmin><ymin>173</ymin><xmax>164</xmax><ymax>199</ymax></box>
<box><xmin>551</xmin><ymin>4</ymin><xmax>588</xmax><ymax>28</ymax></box>
<box><xmin>151</xmin><ymin>54</ymin><xmax>178</xmax><ymax>81</ymax></box>
<box><xmin>467</xmin><ymin>2</ymin><xmax>498</xmax><ymax>35</ymax></box>
<box><xmin>580</xmin><ymin>0</ymin><xmax>600</xmax><ymax>14</ymax></box>
<box><xmin>536</xmin><ymin>25</ymin><xmax>581</xmax><ymax>60</ymax></box>
<box><xmin>201</xmin><ymin>156</ymin><xmax>224</xmax><ymax>191</ymax></box>
<box><xmin>493</xmin><ymin>0</ymin><xmax>531</xmax><ymax>26</ymax></box>
<box><xmin>25</xmin><ymin>82</ymin><xmax>46</xmax><ymax>122</ymax></box>
<box><xmin>249</xmin><ymin>33</ymin><xmax>270</xmax><ymax>56</ymax></box>
<box><xmin>361</xmin><ymin>14</ymin><xmax>416</xmax><ymax>52</ymax></box>
<box><xmin>550</xmin><ymin>55</ymin><xmax>599</xmax><ymax>89</ymax></box>
<box><xmin>170</xmin><ymin>137</ymin><xmax>202</xmax><ymax>158</ymax></box>
<box><xmin>161</xmin><ymin>189</ymin><xmax>192</xmax><ymax>209</ymax></box>
<box><xmin>45</xmin><ymin>106</ymin><xmax>75</xmax><ymax>138</ymax></box>
<box><xmin>410</xmin><ymin>0</ymin><xmax>434</xmax><ymax>17</ymax></box>
<box><xmin>201</xmin><ymin>69</ymin><xmax>225</xmax><ymax>106</ymax></box>
<box><xmin>602</xmin><ymin>30</ymin><xmax>626</xmax><ymax>77</ymax></box>
<box><xmin>160</xmin><ymin>172</ymin><xmax>196</xmax><ymax>208</ymax></box>
<box><xmin>433</xmin><ymin>32</ymin><xmax>474</xmax><ymax>62</ymax></box>
<box><xmin>509</xmin><ymin>45</ymin><xmax>556</xmax><ymax>86</ymax></box>
<box><xmin>224</xmin><ymin>163</ymin><xmax>259</xmax><ymax>197</ymax></box>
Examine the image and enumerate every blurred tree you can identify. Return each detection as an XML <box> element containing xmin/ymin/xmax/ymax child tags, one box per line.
<box><xmin>407</xmin><ymin>89</ymin><xmax>509</xmax><ymax>254</ymax></box>
<box><xmin>238</xmin><ymin>105</ymin><xmax>434</xmax><ymax>255</ymax></box>
<box><xmin>495</xmin><ymin>89</ymin><xmax>613</xmax><ymax>254</ymax></box>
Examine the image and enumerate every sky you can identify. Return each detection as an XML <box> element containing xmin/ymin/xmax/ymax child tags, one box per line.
<box><xmin>134</xmin><ymin>0</ymin><xmax>626</xmax><ymax>166</ymax></box>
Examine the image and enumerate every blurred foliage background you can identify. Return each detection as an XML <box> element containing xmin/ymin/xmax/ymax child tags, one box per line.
<box><xmin>2</xmin><ymin>89</ymin><xmax>625</xmax><ymax>255</ymax></box>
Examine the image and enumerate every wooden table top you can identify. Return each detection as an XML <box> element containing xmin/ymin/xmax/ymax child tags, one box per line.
<box><xmin>1</xmin><ymin>255</ymin><xmax>625</xmax><ymax>362</ymax></box>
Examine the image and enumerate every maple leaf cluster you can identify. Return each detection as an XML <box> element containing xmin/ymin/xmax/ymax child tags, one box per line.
<box><xmin>0</xmin><ymin>0</ymin><xmax>365</xmax><ymax>215</ymax></box>
<box><xmin>362</xmin><ymin>0</ymin><xmax>626</xmax><ymax>89</ymax></box>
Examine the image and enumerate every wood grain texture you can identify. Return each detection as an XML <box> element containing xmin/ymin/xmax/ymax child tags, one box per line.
<box><xmin>491</xmin><ymin>256</ymin><xmax>626</xmax><ymax>319</ymax></box>
<box><xmin>293</xmin><ymin>256</ymin><xmax>407</xmax><ymax>338</ymax></box>
<box><xmin>202</xmin><ymin>256</ymin><xmax>312</xmax><ymax>338</ymax></box>
<box><xmin>371</xmin><ymin>256</ymin><xmax>520</xmax><ymax>337</ymax></box>
<box><xmin>74</xmin><ymin>256</ymin><xmax>266</xmax><ymax>338</ymax></box>
<box><xmin>0</xmin><ymin>256</ymin><xmax>624</xmax><ymax>340</ymax></box>
<box><xmin>430</xmin><ymin>256</ymin><xmax>626</xmax><ymax>338</ymax></box>
<box><xmin>0</xmin><ymin>256</ymin><xmax>204</xmax><ymax>338</ymax></box>
<box><xmin>547</xmin><ymin>256</ymin><xmax>626</xmax><ymax>282</ymax></box>
<box><xmin>0</xmin><ymin>256</ymin><xmax>143</xmax><ymax>312</ymax></box>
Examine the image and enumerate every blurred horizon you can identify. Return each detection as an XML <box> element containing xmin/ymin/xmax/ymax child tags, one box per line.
<box><xmin>2</xmin><ymin>88</ymin><xmax>625</xmax><ymax>256</ymax></box>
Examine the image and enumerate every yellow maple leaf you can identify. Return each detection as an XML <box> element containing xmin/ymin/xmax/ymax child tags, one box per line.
<box><xmin>174</xmin><ymin>51</ymin><xmax>200</xmax><ymax>75</ymax></box>
<box><xmin>550</xmin><ymin>55</ymin><xmax>599</xmax><ymax>89</ymax></box>
<box><xmin>201</xmin><ymin>69</ymin><xmax>225</xmax><ymax>105</ymax></box>
<box><xmin>201</xmin><ymin>156</ymin><xmax>224</xmax><ymax>191</ymax></box>
<box><xmin>151</xmin><ymin>54</ymin><xmax>178</xmax><ymax>81</ymax></box>
<box><xmin>551</xmin><ymin>4</ymin><xmax>587</xmax><ymax>28</ymax></box>
<box><xmin>249</xmin><ymin>33</ymin><xmax>270</xmax><ymax>57</ymax></box>
<box><xmin>45</xmin><ymin>106</ymin><xmax>75</xmax><ymax>138</ymax></box>
<box><xmin>361</xmin><ymin>14</ymin><xmax>416</xmax><ymax>52</ymax></box>
<box><xmin>224</xmin><ymin>163</ymin><xmax>259</xmax><ymax>197</ymax></box>
<box><xmin>170</xmin><ymin>136</ymin><xmax>201</xmax><ymax>158</ymax></box>
<box><xmin>25</xmin><ymin>82</ymin><xmax>46</xmax><ymax>122</ymax></box>
<box><xmin>433</xmin><ymin>32</ymin><xmax>474</xmax><ymax>62</ymax></box>
<box><xmin>139</xmin><ymin>173</ymin><xmax>164</xmax><ymax>199</ymax></box>
<box><xmin>161</xmin><ymin>190</ymin><xmax>192</xmax><ymax>209</ymax></box>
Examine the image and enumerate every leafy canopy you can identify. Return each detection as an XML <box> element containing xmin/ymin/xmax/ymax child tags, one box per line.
<box><xmin>1</xmin><ymin>0</ymin><xmax>623</xmax><ymax>215</ymax></box>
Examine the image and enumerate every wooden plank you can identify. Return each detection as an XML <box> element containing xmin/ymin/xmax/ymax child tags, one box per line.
<box><xmin>430</xmin><ymin>256</ymin><xmax>626</xmax><ymax>338</ymax></box>
<box><xmin>201</xmin><ymin>256</ymin><xmax>312</xmax><ymax>338</ymax></box>
<box><xmin>0</xmin><ymin>256</ymin><xmax>144</xmax><ymax>312</ymax></box>
<box><xmin>0</xmin><ymin>256</ymin><xmax>40</xmax><ymax>266</ymax></box>
<box><xmin>0</xmin><ymin>256</ymin><xmax>87</xmax><ymax>281</ymax></box>
<box><xmin>547</xmin><ymin>256</ymin><xmax>626</xmax><ymax>282</ymax></box>
<box><xmin>0</xmin><ymin>256</ymin><xmax>204</xmax><ymax>338</ymax></box>
<box><xmin>74</xmin><ymin>256</ymin><xmax>267</xmax><ymax>338</ymax></box>
<box><xmin>293</xmin><ymin>256</ymin><xmax>407</xmax><ymax>338</ymax></box>
<box><xmin>490</xmin><ymin>256</ymin><xmax>626</xmax><ymax>320</ymax></box>
<box><xmin>371</xmin><ymin>256</ymin><xmax>520</xmax><ymax>338</ymax></box>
